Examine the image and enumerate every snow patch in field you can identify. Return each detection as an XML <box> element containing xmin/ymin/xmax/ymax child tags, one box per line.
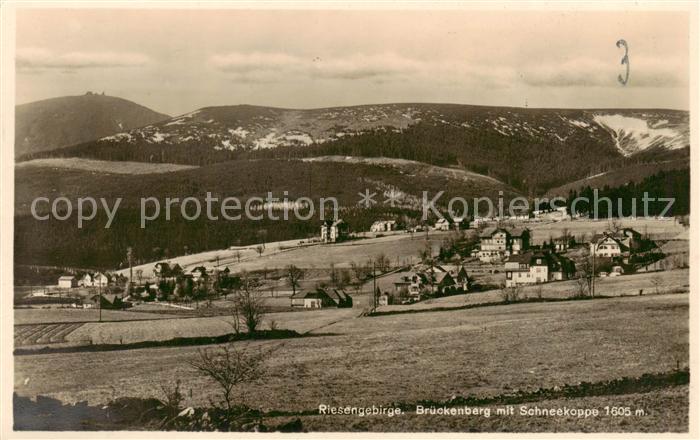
<box><xmin>593</xmin><ymin>114</ymin><xmax>687</xmax><ymax>155</ymax></box>
<box><xmin>165</xmin><ymin>118</ymin><xmax>186</xmax><ymax>126</ymax></box>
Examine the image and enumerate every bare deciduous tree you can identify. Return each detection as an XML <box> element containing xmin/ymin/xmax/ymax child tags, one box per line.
<box><xmin>651</xmin><ymin>274</ymin><xmax>663</xmax><ymax>295</ymax></box>
<box><xmin>286</xmin><ymin>264</ymin><xmax>305</xmax><ymax>296</ymax></box>
<box><xmin>190</xmin><ymin>345</ymin><xmax>266</xmax><ymax>416</ymax></box>
<box><xmin>578</xmin><ymin>259</ymin><xmax>594</xmax><ymax>296</ymax></box>
<box><xmin>233</xmin><ymin>275</ymin><xmax>265</xmax><ymax>334</ymax></box>
<box><xmin>574</xmin><ymin>276</ymin><xmax>590</xmax><ymax>298</ymax></box>
<box><xmin>419</xmin><ymin>242</ymin><xmax>433</xmax><ymax>264</ymax></box>
<box><xmin>608</xmin><ymin>218</ymin><xmax>622</xmax><ymax>234</ymax></box>
<box><xmin>255</xmin><ymin>245</ymin><xmax>265</xmax><ymax>257</ymax></box>
<box><xmin>350</xmin><ymin>261</ymin><xmax>371</xmax><ymax>294</ymax></box>
<box><xmin>499</xmin><ymin>284</ymin><xmax>521</xmax><ymax>303</ymax></box>
<box><xmin>375</xmin><ymin>253</ymin><xmax>391</xmax><ymax>272</ymax></box>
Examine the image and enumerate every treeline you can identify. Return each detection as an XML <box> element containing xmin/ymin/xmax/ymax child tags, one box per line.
<box><xmin>14</xmin><ymin>206</ymin><xmax>423</xmax><ymax>270</ymax></box>
<box><xmin>564</xmin><ymin>168</ymin><xmax>690</xmax><ymax>217</ymax></box>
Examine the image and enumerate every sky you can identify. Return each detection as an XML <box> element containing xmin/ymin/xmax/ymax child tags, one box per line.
<box><xmin>15</xmin><ymin>7</ymin><xmax>691</xmax><ymax>116</ymax></box>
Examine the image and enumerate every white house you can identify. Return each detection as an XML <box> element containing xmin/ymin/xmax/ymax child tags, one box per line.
<box><xmin>392</xmin><ymin>272</ymin><xmax>425</xmax><ymax>299</ymax></box>
<box><xmin>378</xmin><ymin>293</ymin><xmax>390</xmax><ymax>306</ymax></box>
<box><xmin>477</xmin><ymin>227</ymin><xmax>530</xmax><ymax>262</ymax></box>
<box><xmin>81</xmin><ymin>272</ymin><xmax>110</xmax><ymax>288</ymax></box>
<box><xmin>590</xmin><ymin>233</ymin><xmax>627</xmax><ymax>258</ymax></box>
<box><xmin>434</xmin><ymin>218</ymin><xmax>451</xmax><ymax>231</ymax></box>
<box><xmin>504</xmin><ymin>252</ymin><xmax>574</xmax><ymax>287</ymax></box>
<box><xmin>321</xmin><ymin>219</ymin><xmax>349</xmax><ymax>243</ymax></box>
<box><xmin>370</xmin><ymin>220</ymin><xmax>397</xmax><ymax>233</ymax></box>
<box><xmin>58</xmin><ymin>275</ymin><xmax>77</xmax><ymax>289</ymax></box>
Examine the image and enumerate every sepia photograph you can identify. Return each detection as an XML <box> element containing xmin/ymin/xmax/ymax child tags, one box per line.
<box><xmin>1</xmin><ymin>1</ymin><xmax>697</xmax><ymax>436</ymax></box>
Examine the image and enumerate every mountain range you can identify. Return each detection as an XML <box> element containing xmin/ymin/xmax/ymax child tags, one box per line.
<box><xmin>19</xmin><ymin>101</ymin><xmax>689</xmax><ymax>194</ymax></box>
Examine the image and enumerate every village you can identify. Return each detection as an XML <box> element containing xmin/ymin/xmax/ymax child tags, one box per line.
<box><xmin>17</xmin><ymin>207</ymin><xmax>686</xmax><ymax>319</ymax></box>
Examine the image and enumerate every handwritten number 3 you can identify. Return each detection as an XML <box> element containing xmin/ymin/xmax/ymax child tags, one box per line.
<box><xmin>617</xmin><ymin>39</ymin><xmax>629</xmax><ymax>86</ymax></box>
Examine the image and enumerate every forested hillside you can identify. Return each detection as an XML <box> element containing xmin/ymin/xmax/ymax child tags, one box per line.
<box><xmin>15</xmin><ymin>159</ymin><xmax>520</xmax><ymax>269</ymax></box>
<box><xmin>19</xmin><ymin>103</ymin><xmax>689</xmax><ymax>195</ymax></box>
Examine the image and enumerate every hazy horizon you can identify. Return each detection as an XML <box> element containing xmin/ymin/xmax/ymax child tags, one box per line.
<box><xmin>16</xmin><ymin>8</ymin><xmax>691</xmax><ymax>115</ymax></box>
<box><xmin>14</xmin><ymin>93</ymin><xmax>692</xmax><ymax>117</ymax></box>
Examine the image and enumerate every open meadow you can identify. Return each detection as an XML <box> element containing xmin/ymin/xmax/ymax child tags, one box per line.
<box><xmin>15</xmin><ymin>158</ymin><xmax>198</xmax><ymax>174</ymax></box>
<box><xmin>118</xmin><ymin>230</ymin><xmax>452</xmax><ymax>280</ymax></box>
<box><xmin>377</xmin><ymin>268</ymin><xmax>689</xmax><ymax>314</ymax></box>
<box><xmin>14</xmin><ymin>292</ymin><xmax>689</xmax><ymax>431</ymax></box>
<box><xmin>526</xmin><ymin>217</ymin><xmax>686</xmax><ymax>244</ymax></box>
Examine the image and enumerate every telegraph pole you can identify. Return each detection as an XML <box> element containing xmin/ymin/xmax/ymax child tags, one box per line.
<box><xmin>591</xmin><ymin>243</ymin><xmax>597</xmax><ymax>297</ymax></box>
<box><xmin>372</xmin><ymin>262</ymin><xmax>377</xmax><ymax>311</ymax></box>
<box><xmin>127</xmin><ymin>247</ymin><xmax>134</xmax><ymax>289</ymax></box>
<box><xmin>98</xmin><ymin>280</ymin><xmax>102</xmax><ymax>322</ymax></box>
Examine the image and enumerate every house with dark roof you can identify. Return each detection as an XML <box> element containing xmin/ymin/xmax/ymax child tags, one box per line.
<box><xmin>510</xmin><ymin>228</ymin><xmax>531</xmax><ymax>254</ymax></box>
<box><xmin>455</xmin><ymin>266</ymin><xmax>471</xmax><ymax>291</ymax></box>
<box><xmin>321</xmin><ymin>219</ymin><xmax>349</xmax><ymax>243</ymax></box>
<box><xmin>190</xmin><ymin>266</ymin><xmax>208</xmax><ymax>281</ymax></box>
<box><xmin>589</xmin><ymin>233</ymin><xmax>629</xmax><ymax>258</ymax></box>
<box><xmin>90</xmin><ymin>293</ymin><xmax>127</xmax><ymax>309</ymax></box>
<box><xmin>590</xmin><ymin>228</ymin><xmax>644</xmax><ymax>259</ymax></box>
<box><xmin>433</xmin><ymin>271</ymin><xmax>457</xmax><ymax>294</ymax></box>
<box><xmin>290</xmin><ymin>288</ymin><xmax>353</xmax><ymax>308</ymax></box>
<box><xmin>327</xmin><ymin>289</ymin><xmax>353</xmax><ymax>308</ymax></box>
<box><xmin>504</xmin><ymin>251</ymin><xmax>575</xmax><ymax>287</ymax></box>
<box><xmin>477</xmin><ymin>227</ymin><xmax>530</xmax><ymax>262</ymax></box>
<box><xmin>392</xmin><ymin>271</ymin><xmax>425</xmax><ymax>299</ymax></box>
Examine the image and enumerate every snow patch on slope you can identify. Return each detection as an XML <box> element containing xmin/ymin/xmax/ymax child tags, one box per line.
<box><xmin>228</xmin><ymin>127</ymin><xmax>249</xmax><ymax>139</ymax></box>
<box><xmin>593</xmin><ymin>114</ymin><xmax>687</xmax><ymax>156</ymax></box>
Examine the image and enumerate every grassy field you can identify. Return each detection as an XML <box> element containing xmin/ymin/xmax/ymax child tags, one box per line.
<box><xmin>526</xmin><ymin>217</ymin><xmax>686</xmax><ymax>244</ymax></box>
<box><xmin>119</xmin><ymin>231</ymin><xmax>452</xmax><ymax>280</ymax></box>
<box><xmin>39</xmin><ymin>307</ymin><xmax>355</xmax><ymax>346</ymax></box>
<box><xmin>378</xmin><ymin>269</ymin><xmax>689</xmax><ymax>314</ymax></box>
<box><xmin>289</xmin><ymin>386</ymin><xmax>689</xmax><ymax>432</ymax></box>
<box><xmin>15</xmin><ymin>268</ymin><xmax>687</xmax><ymax>347</ymax></box>
<box><xmin>14</xmin><ymin>293</ymin><xmax>688</xmax><ymax>432</ymax></box>
<box><xmin>14</xmin><ymin>308</ymin><xmax>177</xmax><ymax>325</ymax></box>
<box><xmin>16</xmin><ymin>158</ymin><xmax>197</xmax><ymax>174</ymax></box>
